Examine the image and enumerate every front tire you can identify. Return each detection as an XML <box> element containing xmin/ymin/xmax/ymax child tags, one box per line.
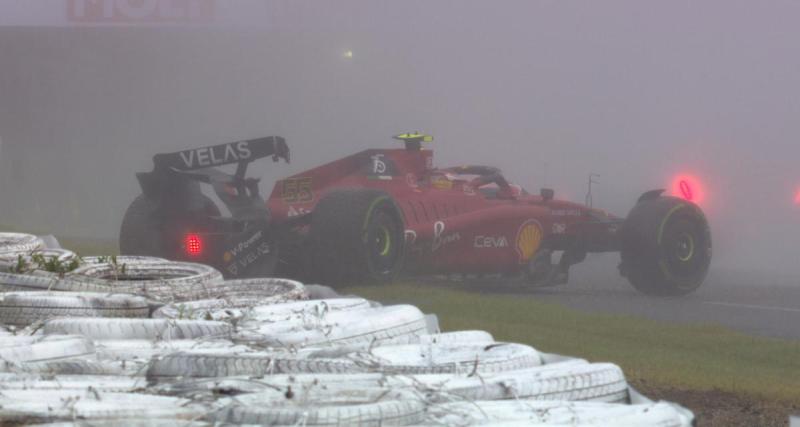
<box><xmin>307</xmin><ymin>189</ymin><xmax>405</xmax><ymax>287</ymax></box>
<box><xmin>620</xmin><ymin>196</ymin><xmax>711</xmax><ymax>296</ymax></box>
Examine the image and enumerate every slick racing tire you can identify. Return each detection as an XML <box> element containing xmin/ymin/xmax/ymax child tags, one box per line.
<box><xmin>43</xmin><ymin>318</ymin><xmax>232</xmax><ymax>341</ymax></box>
<box><xmin>308</xmin><ymin>189</ymin><xmax>405</xmax><ymax>287</ymax></box>
<box><xmin>119</xmin><ymin>194</ymin><xmax>220</xmax><ymax>259</ymax></box>
<box><xmin>0</xmin><ymin>292</ymin><xmax>149</xmax><ymax>327</ymax></box>
<box><xmin>210</xmin><ymin>387</ymin><xmax>425</xmax><ymax>427</ymax></box>
<box><xmin>0</xmin><ymin>233</ymin><xmax>45</xmax><ymax>254</ymax></box>
<box><xmin>620</xmin><ymin>195</ymin><xmax>711</xmax><ymax>296</ymax></box>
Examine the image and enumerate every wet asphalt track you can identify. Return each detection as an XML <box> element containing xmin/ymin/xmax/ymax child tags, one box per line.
<box><xmin>444</xmin><ymin>254</ymin><xmax>800</xmax><ymax>341</ymax></box>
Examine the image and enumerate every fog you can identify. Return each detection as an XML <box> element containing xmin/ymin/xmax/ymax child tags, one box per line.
<box><xmin>1</xmin><ymin>1</ymin><xmax>799</xmax><ymax>279</ymax></box>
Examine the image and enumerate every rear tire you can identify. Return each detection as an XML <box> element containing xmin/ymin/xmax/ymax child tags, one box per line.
<box><xmin>620</xmin><ymin>196</ymin><xmax>711</xmax><ymax>296</ymax></box>
<box><xmin>307</xmin><ymin>189</ymin><xmax>405</xmax><ymax>287</ymax></box>
<box><xmin>119</xmin><ymin>195</ymin><xmax>220</xmax><ymax>259</ymax></box>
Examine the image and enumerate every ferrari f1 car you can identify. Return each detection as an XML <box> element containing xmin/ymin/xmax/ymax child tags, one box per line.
<box><xmin>120</xmin><ymin>134</ymin><xmax>711</xmax><ymax>296</ymax></box>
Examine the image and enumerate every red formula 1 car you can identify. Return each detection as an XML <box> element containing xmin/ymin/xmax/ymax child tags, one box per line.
<box><xmin>121</xmin><ymin>134</ymin><xmax>711</xmax><ymax>296</ymax></box>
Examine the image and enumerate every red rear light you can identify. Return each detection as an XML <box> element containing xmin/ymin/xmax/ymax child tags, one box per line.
<box><xmin>184</xmin><ymin>234</ymin><xmax>203</xmax><ymax>256</ymax></box>
<box><xmin>671</xmin><ymin>174</ymin><xmax>704</xmax><ymax>204</ymax></box>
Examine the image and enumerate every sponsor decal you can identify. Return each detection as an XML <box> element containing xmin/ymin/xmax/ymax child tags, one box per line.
<box><xmin>463</xmin><ymin>184</ymin><xmax>476</xmax><ymax>196</ymax></box>
<box><xmin>68</xmin><ymin>0</ymin><xmax>215</xmax><ymax>24</ymax></box>
<box><xmin>366</xmin><ymin>175</ymin><xmax>393</xmax><ymax>181</ymax></box>
<box><xmin>371</xmin><ymin>154</ymin><xmax>387</xmax><ymax>174</ymax></box>
<box><xmin>430</xmin><ymin>176</ymin><xmax>453</xmax><ymax>190</ymax></box>
<box><xmin>425</xmin><ymin>156</ymin><xmax>434</xmax><ymax>170</ymax></box>
<box><xmin>552</xmin><ymin>223</ymin><xmax>567</xmax><ymax>234</ymax></box>
<box><xmin>515</xmin><ymin>219</ymin><xmax>543</xmax><ymax>263</ymax></box>
<box><xmin>281</xmin><ymin>177</ymin><xmax>314</xmax><ymax>204</ymax></box>
<box><xmin>177</xmin><ymin>141</ymin><xmax>251</xmax><ymax>169</ymax></box>
<box><xmin>228</xmin><ymin>230</ymin><xmax>263</xmax><ymax>258</ymax></box>
<box><xmin>223</xmin><ymin>230</ymin><xmax>272</xmax><ymax>275</ymax></box>
<box><xmin>406</xmin><ymin>173</ymin><xmax>418</xmax><ymax>188</ymax></box>
<box><xmin>550</xmin><ymin>208</ymin><xmax>582</xmax><ymax>217</ymax></box>
<box><xmin>404</xmin><ymin>230</ymin><xmax>417</xmax><ymax>245</ymax></box>
<box><xmin>287</xmin><ymin>206</ymin><xmax>310</xmax><ymax>217</ymax></box>
<box><xmin>432</xmin><ymin>221</ymin><xmax>460</xmax><ymax>252</ymax></box>
<box><xmin>474</xmin><ymin>235</ymin><xmax>509</xmax><ymax>248</ymax></box>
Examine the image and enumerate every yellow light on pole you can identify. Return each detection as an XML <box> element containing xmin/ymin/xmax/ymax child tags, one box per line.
<box><xmin>343</xmin><ymin>50</ymin><xmax>354</xmax><ymax>59</ymax></box>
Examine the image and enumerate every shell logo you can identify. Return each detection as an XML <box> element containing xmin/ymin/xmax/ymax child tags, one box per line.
<box><xmin>223</xmin><ymin>252</ymin><xmax>233</xmax><ymax>263</ymax></box>
<box><xmin>516</xmin><ymin>220</ymin><xmax>543</xmax><ymax>263</ymax></box>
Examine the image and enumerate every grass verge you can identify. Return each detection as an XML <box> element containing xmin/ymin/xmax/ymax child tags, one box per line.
<box><xmin>345</xmin><ymin>282</ymin><xmax>800</xmax><ymax>404</ymax></box>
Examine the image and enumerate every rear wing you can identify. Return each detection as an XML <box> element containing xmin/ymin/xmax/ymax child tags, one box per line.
<box><xmin>137</xmin><ymin>137</ymin><xmax>289</xmax><ymax>216</ymax></box>
<box><xmin>152</xmin><ymin>136</ymin><xmax>289</xmax><ymax>172</ymax></box>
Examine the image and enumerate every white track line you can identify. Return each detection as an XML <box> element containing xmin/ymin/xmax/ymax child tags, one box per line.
<box><xmin>703</xmin><ymin>301</ymin><xmax>800</xmax><ymax>314</ymax></box>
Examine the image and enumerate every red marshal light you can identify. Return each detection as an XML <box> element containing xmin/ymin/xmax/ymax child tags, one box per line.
<box><xmin>795</xmin><ymin>189</ymin><xmax>800</xmax><ymax>206</ymax></box>
<box><xmin>184</xmin><ymin>234</ymin><xmax>203</xmax><ymax>256</ymax></box>
<box><xmin>671</xmin><ymin>174</ymin><xmax>705</xmax><ymax>204</ymax></box>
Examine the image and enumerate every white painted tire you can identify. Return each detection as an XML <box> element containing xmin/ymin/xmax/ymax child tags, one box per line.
<box><xmin>146</xmin><ymin>350</ymin><xmax>366</xmax><ymax>378</ymax></box>
<box><xmin>95</xmin><ymin>339</ymin><xmax>246</xmax><ymax>362</ymax></box>
<box><xmin>0</xmin><ymin>233</ymin><xmax>44</xmax><ymax>254</ymax></box>
<box><xmin>0</xmin><ymin>272</ymin><xmax>112</xmax><ymax>293</ymax></box>
<box><xmin>0</xmin><ymin>390</ymin><xmax>203</xmax><ymax>424</ymax></box>
<box><xmin>433</xmin><ymin>361</ymin><xmax>629</xmax><ymax>403</ymax></box>
<box><xmin>67</xmin><ymin>261</ymin><xmax>223</xmax><ymax>302</ymax></box>
<box><xmin>211</xmin><ymin>387</ymin><xmax>426</xmax><ymax>426</ymax></box>
<box><xmin>152</xmin><ymin>278</ymin><xmax>309</xmax><ymax>319</ymax></box>
<box><xmin>0</xmin><ymin>249</ymin><xmax>78</xmax><ymax>273</ymax></box>
<box><xmin>236</xmin><ymin>304</ymin><xmax>428</xmax><ymax>348</ymax></box>
<box><xmin>0</xmin><ymin>335</ymin><xmax>94</xmax><ymax>364</ymax></box>
<box><xmin>43</xmin><ymin>318</ymin><xmax>232</xmax><ymax>340</ymax></box>
<box><xmin>418</xmin><ymin>330</ymin><xmax>494</xmax><ymax>345</ymax></box>
<box><xmin>80</xmin><ymin>255</ymin><xmax>169</xmax><ymax>265</ymax></box>
<box><xmin>0</xmin><ymin>374</ymin><xmax>146</xmax><ymax>391</ymax></box>
<box><xmin>363</xmin><ymin>342</ymin><xmax>542</xmax><ymax>375</ymax></box>
<box><xmin>0</xmin><ymin>292</ymin><xmax>149</xmax><ymax>326</ymax></box>
<box><xmin>427</xmin><ymin>400</ymin><xmax>693</xmax><ymax>426</ymax></box>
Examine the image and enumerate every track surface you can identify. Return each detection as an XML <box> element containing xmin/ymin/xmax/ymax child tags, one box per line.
<box><xmin>443</xmin><ymin>254</ymin><xmax>800</xmax><ymax>341</ymax></box>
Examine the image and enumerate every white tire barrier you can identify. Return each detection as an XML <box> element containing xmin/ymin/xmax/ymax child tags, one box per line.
<box><xmin>362</xmin><ymin>342</ymin><xmax>542</xmax><ymax>375</ymax></box>
<box><xmin>67</xmin><ymin>261</ymin><xmax>223</xmax><ymax>302</ymax></box>
<box><xmin>426</xmin><ymin>400</ymin><xmax>693</xmax><ymax>426</ymax></box>
<box><xmin>0</xmin><ymin>292</ymin><xmax>149</xmax><ymax>327</ymax></box>
<box><xmin>211</xmin><ymin>387</ymin><xmax>426</xmax><ymax>426</ymax></box>
<box><xmin>0</xmin><ymin>335</ymin><xmax>94</xmax><ymax>364</ymax></box>
<box><xmin>0</xmin><ymin>233</ymin><xmax>45</xmax><ymax>254</ymax></box>
<box><xmin>236</xmin><ymin>304</ymin><xmax>428</xmax><ymax>348</ymax></box>
<box><xmin>43</xmin><ymin>318</ymin><xmax>232</xmax><ymax>341</ymax></box>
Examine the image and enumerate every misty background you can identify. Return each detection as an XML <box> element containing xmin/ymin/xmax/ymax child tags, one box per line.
<box><xmin>1</xmin><ymin>1</ymin><xmax>799</xmax><ymax>279</ymax></box>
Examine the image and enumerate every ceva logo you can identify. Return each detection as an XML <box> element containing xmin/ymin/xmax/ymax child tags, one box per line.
<box><xmin>68</xmin><ymin>0</ymin><xmax>215</xmax><ymax>24</ymax></box>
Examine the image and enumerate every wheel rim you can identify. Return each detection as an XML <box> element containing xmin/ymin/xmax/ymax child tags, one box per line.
<box><xmin>674</xmin><ymin>232</ymin><xmax>695</xmax><ymax>262</ymax></box>
<box><xmin>365</xmin><ymin>211</ymin><xmax>401</xmax><ymax>274</ymax></box>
